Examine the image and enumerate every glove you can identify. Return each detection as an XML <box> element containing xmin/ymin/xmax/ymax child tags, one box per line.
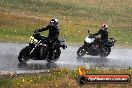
<box><xmin>89</xmin><ymin>34</ymin><xmax>95</xmax><ymax>37</ymax></box>
<box><xmin>62</xmin><ymin>44</ymin><xmax>67</xmax><ymax>49</ymax></box>
<box><xmin>34</xmin><ymin>30</ymin><xmax>38</xmax><ymax>33</ymax></box>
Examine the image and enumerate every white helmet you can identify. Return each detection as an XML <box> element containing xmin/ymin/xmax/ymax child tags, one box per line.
<box><xmin>101</xmin><ymin>24</ymin><xmax>108</xmax><ymax>29</ymax></box>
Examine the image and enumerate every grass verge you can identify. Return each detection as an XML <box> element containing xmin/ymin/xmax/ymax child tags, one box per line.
<box><xmin>0</xmin><ymin>0</ymin><xmax>132</xmax><ymax>47</ymax></box>
<box><xmin>0</xmin><ymin>68</ymin><xmax>132</xmax><ymax>88</ymax></box>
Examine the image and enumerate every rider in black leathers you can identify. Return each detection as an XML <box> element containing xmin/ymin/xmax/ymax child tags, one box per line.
<box><xmin>35</xmin><ymin>18</ymin><xmax>65</xmax><ymax>59</ymax></box>
<box><xmin>37</xmin><ymin>18</ymin><xmax>60</xmax><ymax>40</ymax></box>
<box><xmin>37</xmin><ymin>21</ymin><xmax>60</xmax><ymax>39</ymax></box>
<box><xmin>93</xmin><ymin>24</ymin><xmax>109</xmax><ymax>46</ymax></box>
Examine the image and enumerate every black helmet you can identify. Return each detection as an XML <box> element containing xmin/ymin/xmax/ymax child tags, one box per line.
<box><xmin>49</xmin><ymin>18</ymin><xmax>58</xmax><ymax>26</ymax></box>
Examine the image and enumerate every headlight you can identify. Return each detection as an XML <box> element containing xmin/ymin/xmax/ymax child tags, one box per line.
<box><xmin>30</xmin><ymin>36</ymin><xmax>38</xmax><ymax>44</ymax></box>
<box><xmin>85</xmin><ymin>37</ymin><xmax>95</xmax><ymax>43</ymax></box>
<box><xmin>112</xmin><ymin>39</ymin><xmax>115</xmax><ymax>43</ymax></box>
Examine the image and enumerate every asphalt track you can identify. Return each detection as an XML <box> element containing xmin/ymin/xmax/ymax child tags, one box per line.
<box><xmin>0</xmin><ymin>43</ymin><xmax>132</xmax><ymax>74</ymax></box>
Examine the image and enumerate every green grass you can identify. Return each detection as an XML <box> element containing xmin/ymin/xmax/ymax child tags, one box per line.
<box><xmin>0</xmin><ymin>0</ymin><xmax>132</xmax><ymax>47</ymax></box>
<box><xmin>0</xmin><ymin>68</ymin><xmax>132</xmax><ymax>88</ymax></box>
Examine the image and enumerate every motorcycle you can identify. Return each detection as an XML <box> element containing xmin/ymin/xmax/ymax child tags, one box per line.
<box><xmin>77</xmin><ymin>30</ymin><xmax>116</xmax><ymax>57</ymax></box>
<box><xmin>18</xmin><ymin>31</ymin><xmax>67</xmax><ymax>63</ymax></box>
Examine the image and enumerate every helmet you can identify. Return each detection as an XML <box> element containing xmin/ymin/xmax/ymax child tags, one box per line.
<box><xmin>101</xmin><ymin>24</ymin><xmax>108</xmax><ymax>29</ymax></box>
<box><xmin>49</xmin><ymin>18</ymin><xmax>58</xmax><ymax>26</ymax></box>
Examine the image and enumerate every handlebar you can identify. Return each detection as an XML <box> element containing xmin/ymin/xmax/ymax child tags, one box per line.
<box><xmin>109</xmin><ymin>38</ymin><xmax>116</xmax><ymax>43</ymax></box>
<box><xmin>34</xmin><ymin>30</ymin><xmax>38</xmax><ymax>33</ymax></box>
<box><xmin>88</xmin><ymin>30</ymin><xmax>91</xmax><ymax>35</ymax></box>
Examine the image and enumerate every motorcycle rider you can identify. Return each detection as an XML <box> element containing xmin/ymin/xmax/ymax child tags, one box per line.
<box><xmin>35</xmin><ymin>18</ymin><xmax>66</xmax><ymax>59</ymax></box>
<box><xmin>36</xmin><ymin>18</ymin><xmax>60</xmax><ymax>40</ymax></box>
<box><xmin>93</xmin><ymin>24</ymin><xmax>109</xmax><ymax>46</ymax></box>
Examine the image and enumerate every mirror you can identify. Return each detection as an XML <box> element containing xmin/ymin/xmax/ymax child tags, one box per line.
<box><xmin>88</xmin><ymin>30</ymin><xmax>90</xmax><ymax>33</ymax></box>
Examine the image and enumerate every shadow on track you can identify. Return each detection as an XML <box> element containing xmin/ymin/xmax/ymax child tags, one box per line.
<box><xmin>17</xmin><ymin>62</ymin><xmax>58</xmax><ymax>70</ymax></box>
<box><xmin>76</xmin><ymin>56</ymin><xmax>110</xmax><ymax>68</ymax></box>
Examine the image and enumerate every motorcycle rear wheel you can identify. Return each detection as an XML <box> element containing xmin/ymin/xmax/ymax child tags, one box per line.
<box><xmin>100</xmin><ymin>47</ymin><xmax>111</xmax><ymax>57</ymax></box>
<box><xmin>18</xmin><ymin>46</ymin><xmax>31</xmax><ymax>63</ymax></box>
<box><xmin>46</xmin><ymin>49</ymin><xmax>61</xmax><ymax>63</ymax></box>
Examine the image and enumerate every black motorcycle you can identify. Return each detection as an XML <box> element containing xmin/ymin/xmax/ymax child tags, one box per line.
<box><xmin>77</xmin><ymin>30</ymin><xmax>116</xmax><ymax>57</ymax></box>
<box><xmin>18</xmin><ymin>31</ymin><xmax>67</xmax><ymax>63</ymax></box>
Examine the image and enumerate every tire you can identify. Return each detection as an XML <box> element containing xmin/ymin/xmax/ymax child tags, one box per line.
<box><xmin>40</xmin><ymin>46</ymin><xmax>47</xmax><ymax>60</ymax></box>
<box><xmin>77</xmin><ymin>46</ymin><xmax>86</xmax><ymax>57</ymax></box>
<box><xmin>46</xmin><ymin>48</ymin><xmax>61</xmax><ymax>63</ymax></box>
<box><xmin>18</xmin><ymin>46</ymin><xmax>32</xmax><ymax>63</ymax></box>
<box><xmin>100</xmin><ymin>47</ymin><xmax>111</xmax><ymax>57</ymax></box>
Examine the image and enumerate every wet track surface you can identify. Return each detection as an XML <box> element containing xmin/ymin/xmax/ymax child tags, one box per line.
<box><xmin>0</xmin><ymin>43</ymin><xmax>132</xmax><ymax>73</ymax></box>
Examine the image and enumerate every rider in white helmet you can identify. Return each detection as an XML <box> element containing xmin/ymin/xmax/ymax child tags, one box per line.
<box><xmin>94</xmin><ymin>24</ymin><xmax>108</xmax><ymax>41</ymax></box>
<box><xmin>93</xmin><ymin>24</ymin><xmax>109</xmax><ymax>46</ymax></box>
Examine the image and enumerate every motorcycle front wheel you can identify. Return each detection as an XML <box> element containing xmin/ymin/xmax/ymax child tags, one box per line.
<box><xmin>18</xmin><ymin>46</ymin><xmax>32</xmax><ymax>63</ymax></box>
<box><xmin>77</xmin><ymin>46</ymin><xmax>86</xmax><ymax>57</ymax></box>
<box><xmin>46</xmin><ymin>48</ymin><xmax>61</xmax><ymax>63</ymax></box>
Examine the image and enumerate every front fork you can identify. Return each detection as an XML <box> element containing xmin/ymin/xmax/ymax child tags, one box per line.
<box><xmin>30</xmin><ymin>40</ymin><xmax>41</xmax><ymax>55</ymax></box>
